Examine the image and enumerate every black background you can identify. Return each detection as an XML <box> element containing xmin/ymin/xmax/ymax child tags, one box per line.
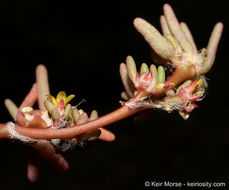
<box><xmin>0</xmin><ymin>0</ymin><xmax>228</xmax><ymax>189</ymax></box>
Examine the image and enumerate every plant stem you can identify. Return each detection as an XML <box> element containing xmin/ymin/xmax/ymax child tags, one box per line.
<box><xmin>0</xmin><ymin>103</ymin><xmax>146</xmax><ymax>139</ymax></box>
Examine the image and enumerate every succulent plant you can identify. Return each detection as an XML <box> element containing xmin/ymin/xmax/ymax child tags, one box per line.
<box><xmin>0</xmin><ymin>4</ymin><xmax>223</xmax><ymax>182</ymax></box>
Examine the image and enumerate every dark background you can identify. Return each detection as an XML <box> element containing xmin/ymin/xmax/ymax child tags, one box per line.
<box><xmin>0</xmin><ymin>0</ymin><xmax>228</xmax><ymax>189</ymax></box>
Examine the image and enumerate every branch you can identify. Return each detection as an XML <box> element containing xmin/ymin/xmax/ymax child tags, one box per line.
<box><xmin>0</xmin><ymin>103</ymin><xmax>144</xmax><ymax>139</ymax></box>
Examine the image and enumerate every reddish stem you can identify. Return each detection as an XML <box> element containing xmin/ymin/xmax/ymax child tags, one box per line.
<box><xmin>1</xmin><ymin>62</ymin><xmax>195</xmax><ymax>141</ymax></box>
<box><xmin>168</xmin><ymin>64</ymin><xmax>196</xmax><ymax>86</ymax></box>
<box><xmin>0</xmin><ymin>65</ymin><xmax>196</xmax><ymax>141</ymax></box>
<box><xmin>0</xmin><ymin>104</ymin><xmax>145</xmax><ymax>140</ymax></box>
<box><xmin>0</xmin><ymin>126</ymin><xmax>8</xmax><ymax>138</ymax></box>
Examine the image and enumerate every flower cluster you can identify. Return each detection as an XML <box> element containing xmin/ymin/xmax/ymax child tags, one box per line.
<box><xmin>45</xmin><ymin>91</ymin><xmax>102</xmax><ymax>151</ymax></box>
<box><xmin>120</xmin><ymin>57</ymin><xmax>206</xmax><ymax>119</ymax></box>
<box><xmin>20</xmin><ymin>91</ymin><xmax>113</xmax><ymax>151</ymax></box>
<box><xmin>3</xmin><ymin>65</ymin><xmax>115</xmax><ymax>182</ymax></box>
<box><xmin>120</xmin><ymin>56</ymin><xmax>173</xmax><ymax>100</ymax></box>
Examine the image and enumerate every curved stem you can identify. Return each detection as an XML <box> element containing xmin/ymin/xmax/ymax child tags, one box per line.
<box><xmin>0</xmin><ymin>103</ymin><xmax>145</xmax><ymax>140</ymax></box>
<box><xmin>168</xmin><ymin>64</ymin><xmax>196</xmax><ymax>86</ymax></box>
<box><xmin>0</xmin><ymin>126</ymin><xmax>9</xmax><ymax>138</ymax></box>
<box><xmin>16</xmin><ymin>105</ymin><xmax>142</xmax><ymax>139</ymax></box>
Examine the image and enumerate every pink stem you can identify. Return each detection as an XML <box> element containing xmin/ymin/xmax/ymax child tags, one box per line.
<box><xmin>11</xmin><ymin>104</ymin><xmax>144</xmax><ymax>139</ymax></box>
<box><xmin>1</xmin><ymin>64</ymin><xmax>197</xmax><ymax>140</ymax></box>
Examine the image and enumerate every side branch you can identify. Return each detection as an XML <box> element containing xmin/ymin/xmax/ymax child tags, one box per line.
<box><xmin>0</xmin><ymin>104</ymin><xmax>145</xmax><ymax>140</ymax></box>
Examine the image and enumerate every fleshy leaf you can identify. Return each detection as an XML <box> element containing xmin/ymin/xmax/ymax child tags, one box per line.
<box><xmin>133</xmin><ymin>17</ymin><xmax>174</xmax><ymax>60</ymax></box>
<box><xmin>120</xmin><ymin>63</ymin><xmax>135</xmax><ymax>98</ymax></box>
<box><xmin>160</xmin><ymin>15</ymin><xmax>172</xmax><ymax>36</ymax></box>
<box><xmin>140</xmin><ymin>63</ymin><xmax>149</xmax><ymax>74</ymax></box>
<box><xmin>4</xmin><ymin>99</ymin><xmax>18</xmax><ymax>121</ymax></box>
<box><xmin>203</xmin><ymin>22</ymin><xmax>224</xmax><ymax>73</ymax></box>
<box><xmin>36</xmin><ymin>65</ymin><xmax>50</xmax><ymax>111</ymax></box>
<box><xmin>163</xmin><ymin>4</ymin><xmax>193</xmax><ymax>53</ymax></box>
<box><xmin>180</xmin><ymin>22</ymin><xmax>197</xmax><ymax>51</ymax></box>
<box><xmin>157</xmin><ymin>66</ymin><xmax>165</xmax><ymax>83</ymax></box>
<box><xmin>126</xmin><ymin>56</ymin><xmax>137</xmax><ymax>82</ymax></box>
<box><xmin>89</xmin><ymin>110</ymin><xmax>99</xmax><ymax>121</ymax></box>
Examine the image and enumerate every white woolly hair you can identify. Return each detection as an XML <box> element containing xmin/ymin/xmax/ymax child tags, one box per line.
<box><xmin>6</xmin><ymin>122</ymin><xmax>38</xmax><ymax>143</ymax></box>
<box><xmin>125</xmin><ymin>100</ymin><xmax>184</xmax><ymax>112</ymax></box>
